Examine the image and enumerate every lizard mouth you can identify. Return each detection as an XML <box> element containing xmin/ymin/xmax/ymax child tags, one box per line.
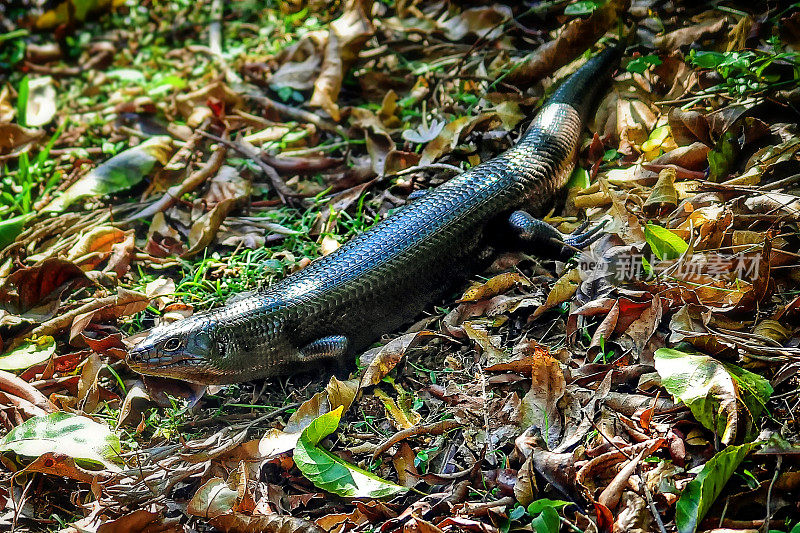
<box><xmin>127</xmin><ymin>349</ymin><xmax>201</xmax><ymax>370</ymax></box>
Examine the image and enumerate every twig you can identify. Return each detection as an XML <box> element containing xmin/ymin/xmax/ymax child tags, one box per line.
<box><xmin>764</xmin><ymin>456</ymin><xmax>782</xmax><ymax>532</ymax></box>
<box><xmin>121</xmin><ymin>133</ymin><xmax>228</xmax><ymax>223</ymax></box>
<box><xmin>197</xmin><ymin>131</ymin><xmax>297</xmax><ymax>204</ymax></box>
<box><xmin>247</xmin><ymin>92</ymin><xmax>346</xmax><ymax>137</ymax></box>
<box><xmin>391</xmin><ymin>163</ymin><xmax>463</xmax><ymax>177</ymax></box>
<box><xmin>209</xmin><ymin>0</ymin><xmax>223</xmax><ymax>57</ymax></box>
<box><xmin>639</xmin><ymin>464</ymin><xmax>668</xmax><ymax>533</ymax></box>
<box><xmin>762</xmin><ymin>172</ymin><xmax>800</xmax><ymax>191</ymax></box>
<box><xmin>372</xmin><ymin>419</ymin><xmax>462</xmax><ymax>459</ymax></box>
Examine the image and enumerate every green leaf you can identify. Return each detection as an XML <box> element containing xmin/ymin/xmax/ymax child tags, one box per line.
<box><xmin>676</xmin><ymin>442</ymin><xmax>760</xmax><ymax>533</ymax></box>
<box><xmin>688</xmin><ymin>50</ymin><xmax>727</xmax><ymax>70</ymax></box>
<box><xmin>567</xmin><ymin>166</ymin><xmax>590</xmax><ymax>190</ymax></box>
<box><xmin>642</xmin><ymin>125</ymin><xmax>671</xmax><ymax>152</ymax></box>
<box><xmin>626</xmin><ymin>54</ymin><xmax>663</xmax><ymax>74</ymax></box>
<box><xmin>0</xmin><ymin>213</ymin><xmax>34</xmax><ymax>249</ymax></box>
<box><xmin>106</xmin><ymin>68</ymin><xmax>146</xmax><ymax>83</ymax></box>
<box><xmin>0</xmin><ymin>412</ymin><xmax>122</xmax><ymax>470</ymax></box>
<box><xmin>564</xmin><ymin>1</ymin><xmax>601</xmax><ymax>16</ymax></box>
<box><xmin>527</xmin><ymin>499</ymin><xmax>571</xmax><ymax>515</ymax></box>
<box><xmin>42</xmin><ymin>136</ymin><xmax>173</xmax><ymax>213</ymax></box>
<box><xmin>0</xmin><ymin>336</ymin><xmax>56</xmax><ymax>371</ymax></box>
<box><xmin>708</xmin><ymin>131</ymin><xmax>737</xmax><ymax>182</ymax></box>
<box><xmin>644</xmin><ymin>224</ymin><xmax>688</xmax><ymax>261</ymax></box>
<box><xmin>294</xmin><ymin>406</ymin><xmax>407</xmax><ymax>498</ymax></box>
<box><xmin>654</xmin><ymin>349</ymin><xmax>772</xmax><ymax>444</ymax></box>
<box><xmin>531</xmin><ymin>506</ymin><xmax>560</xmax><ymax>533</ymax></box>
<box><xmin>17</xmin><ymin>75</ymin><xmax>30</xmax><ymax>127</ymax></box>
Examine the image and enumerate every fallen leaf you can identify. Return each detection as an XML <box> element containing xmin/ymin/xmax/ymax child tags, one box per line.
<box><xmin>0</xmin><ymin>411</ymin><xmax>121</xmax><ymax>470</ymax></box>
<box><xmin>24</xmin><ymin>76</ymin><xmax>57</xmax><ymax>127</ymax></box>
<box><xmin>654</xmin><ymin>348</ymin><xmax>772</xmax><ymax>444</ymax></box>
<box><xmin>309</xmin><ymin>0</ymin><xmax>374</xmax><ymax>121</ymax></box>
<box><xmin>0</xmin><ymin>258</ymin><xmax>90</xmax><ymax>321</ymax></box>
<box><xmin>294</xmin><ymin>406</ymin><xmax>407</xmax><ymax>498</ymax></box>
<box><xmin>0</xmin><ymin>336</ymin><xmax>56</xmax><ymax>371</ymax></box>
<box><xmin>520</xmin><ymin>352</ymin><xmax>566</xmax><ymax>449</ymax></box>
<box><xmin>42</xmin><ymin>136</ymin><xmax>174</xmax><ymax>213</ymax></box>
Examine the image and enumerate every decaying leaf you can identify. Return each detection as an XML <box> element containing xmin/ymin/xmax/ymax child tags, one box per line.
<box><xmin>654</xmin><ymin>348</ymin><xmax>772</xmax><ymax>444</ymax></box>
<box><xmin>43</xmin><ymin>136</ymin><xmax>174</xmax><ymax>213</ymax></box>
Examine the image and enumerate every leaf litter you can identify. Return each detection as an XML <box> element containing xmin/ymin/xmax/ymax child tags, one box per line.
<box><xmin>1</xmin><ymin>1</ymin><xmax>800</xmax><ymax>532</ymax></box>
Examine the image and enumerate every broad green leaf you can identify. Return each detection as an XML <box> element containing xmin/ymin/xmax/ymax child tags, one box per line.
<box><xmin>0</xmin><ymin>412</ymin><xmax>122</xmax><ymax>470</ymax></box>
<box><xmin>654</xmin><ymin>348</ymin><xmax>772</xmax><ymax>444</ymax></box>
<box><xmin>644</xmin><ymin>224</ymin><xmax>688</xmax><ymax>261</ymax></box>
<box><xmin>626</xmin><ymin>54</ymin><xmax>662</xmax><ymax>74</ymax></box>
<box><xmin>294</xmin><ymin>406</ymin><xmax>407</xmax><ymax>498</ymax></box>
<box><xmin>0</xmin><ymin>213</ymin><xmax>34</xmax><ymax>249</ymax></box>
<box><xmin>0</xmin><ymin>336</ymin><xmax>55</xmax><ymax>370</ymax></box>
<box><xmin>676</xmin><ymin>442</ymin><xmax>759</xmax><ymax>533</ymax></box>
<box><xmin>531</xmin><ymin>506</ymin><xmax>560</xmax><ymax>533</ymax></box>
<box><xmin>527</xmin><ymin>498</ymin><xmax>570</xmax><ymax>515</ymax></box>
<box><xmin>564</xmin><ymin>1</ymin><xmax>601</xmax><ymax>16</ymax></box>
<box><xmin>42</xmin><ymin>136</ymin><xmax>173</xmax><ymax>213</ymax></box>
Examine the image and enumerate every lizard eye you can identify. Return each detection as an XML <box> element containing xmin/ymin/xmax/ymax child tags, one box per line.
<box><xmin>163</xmin><ymin>338</ymin><xmax>183</xmax><ymax>352</ymax></box>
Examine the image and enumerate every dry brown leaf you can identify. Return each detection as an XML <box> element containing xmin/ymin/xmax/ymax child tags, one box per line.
<box><xmin>654</xmin><ymin>14</ymin><xmax>727</xmax><ymax>50</ymax></box>
<box><xmin>0</xmin><ymin>258</ymin><xmax>90</xmax><ymax>321</ymax></box>
<box><xmin>504</xmin><ymin>0</ymin><xmax>629</xmax><ymax>85</ymax></box>
<box><xmin>669</xmin><ymin>108</ymin><xmax>711</xmax><ymax>147</ymax></box>
<box><xmin>532</xmin><ymin>268</ymin><xmax>581</xmax><ymax>319</ymax></box>
<box><xmin>0</xmin><ymin>123</ymin><xmax>44</xmax><ymax>155</ymax></box>
<box><xmin>310</xmin><ymin>0</ymin><xmax>374</xmax><ymax>121</ymax></box>
<box><xmin>520</xmin><ymin>352</ymin><xmax>566</xmax><ymax>448</ymax></box>
<box><xmin>212</xmin><ymin>512</ymin><xmax>327</xmax><ymax>533</ymax></box>
<box><xmin>459</xmin><ymin>272</ymin><xmax>529</xmax><ymax>302</ymax></box>
<box><xmin>437</xmin><ymin>5</ymin><xmax>511</xmax><ymax>41</ymax></box>
<box><xmin>268</xmin><ymin>31</ymin><xmax>327</xmax><ymax>91</ymax></box>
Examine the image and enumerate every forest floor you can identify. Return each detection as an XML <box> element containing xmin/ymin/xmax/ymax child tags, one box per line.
<box><xmin>1</xmin><ymin>0</ymin><xmax>800</xmax><ymax>532</ymax></box>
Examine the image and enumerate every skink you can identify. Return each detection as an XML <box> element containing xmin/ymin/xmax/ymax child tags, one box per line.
<box><xmin>128</xmin><ymin>46</ymin><xmax>620</xmax><ymax>384</ymax></box>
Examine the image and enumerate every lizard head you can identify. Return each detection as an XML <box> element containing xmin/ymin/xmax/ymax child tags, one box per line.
<box><xmin>127</xmin><ymin>316</ymin><xmax>224</xmax><ymax>384</ymax></box>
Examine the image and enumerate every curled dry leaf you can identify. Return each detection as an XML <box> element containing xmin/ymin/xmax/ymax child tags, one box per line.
<box><xmin>0</xmin><ymin>258</ymin><xmax>90</xmax><ymax>320</ymax></box>
<box><xmin>503</xmin><ymin>0</ymin><xmax>629</xmax><ymax>85</ymax></box>
<box><xmin>65</xmin><ymin>226</ymin><xmax>127</xmax><ymax>271</ymax></box>
<box><xmin>310</xmin><ymin>0</ymin><xmax>374</xmax><ymax>121</ymax></box>
<box><xmin>268</xmin><ymin>31</ymin><xmax>327</xmax><ymax>91</ymax></box>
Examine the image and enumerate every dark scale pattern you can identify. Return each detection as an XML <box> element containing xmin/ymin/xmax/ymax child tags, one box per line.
<box><xmin>127</xmin><ymin>47</ymin><xmax>621</xmax><ymax>384</ymax></box>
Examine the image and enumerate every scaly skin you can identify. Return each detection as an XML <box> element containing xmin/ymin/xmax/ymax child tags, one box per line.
<box><xmin>127</xmin><ymin>46</ymin><xmax>620</xmax><ymax>384</ymax></box>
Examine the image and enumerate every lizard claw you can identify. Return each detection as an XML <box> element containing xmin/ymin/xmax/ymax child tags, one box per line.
<box><xmin>563</xmin><ymin>219</ymin><xmax>607</xmax><ymax>249</ymax></box>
